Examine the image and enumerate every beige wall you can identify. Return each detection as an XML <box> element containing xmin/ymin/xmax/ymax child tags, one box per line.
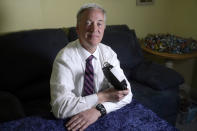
<box><xmin>0</xmin><ymin>0</ymin><xmax>196</xmax><ymax>38</ymax></box>
<box><xmin>169</xmin><ymin>0</ymin><xmax>197</xmax><ymax>88</ymax></box>
<box><xmin>0</xmin><ymin>0</ymin><xmax>196</xmax><ymax>92</ymax></box>
<box><xmin>0</xmin><ymin>0</ymin><xmax>173</xmax><ymax>37</ymax></box>
<box><xmin>170</xmin><ymin>0</ymin><xmax>197</xmax><ymax>40</ymax></box>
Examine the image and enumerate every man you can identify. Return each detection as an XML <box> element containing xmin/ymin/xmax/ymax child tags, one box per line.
<box><xmin>50</xmin><ymin>3</ymin><xmax>133</xmax><ymax>131</ymax></box>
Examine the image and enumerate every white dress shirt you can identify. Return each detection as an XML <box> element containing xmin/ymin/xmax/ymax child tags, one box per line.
<box><xmin>50</xmin><ymin>39</ymin><xmax>133</xmax><ymax>118</ymax></box>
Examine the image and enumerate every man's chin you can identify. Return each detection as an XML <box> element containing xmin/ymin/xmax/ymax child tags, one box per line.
<box><xmin>87</xmin><ymin>39</ymin><xmax>101</xmax><ymax>46</ymax></box>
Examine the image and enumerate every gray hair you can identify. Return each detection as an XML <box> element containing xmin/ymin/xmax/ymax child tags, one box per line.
<box><xmin>76</xmin><ymin>3</ymin><xmax>106</xmax><ymax>26</ymax></box>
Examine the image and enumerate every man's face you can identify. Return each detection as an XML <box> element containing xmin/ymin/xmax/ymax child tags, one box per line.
<box><xmin>76</xmin><ymin>8</ymin><xmax>105</xmax><ymax>51</ymax></box>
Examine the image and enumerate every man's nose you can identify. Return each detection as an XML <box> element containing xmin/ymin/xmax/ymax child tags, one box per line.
<box><xmin>90</xmin><ymin>23</ymin><xmax>98</xmax><ymax>32</ymax></box>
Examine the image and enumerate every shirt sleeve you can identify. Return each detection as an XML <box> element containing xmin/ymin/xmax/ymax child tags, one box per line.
<box><xmin>50</xmin><ymin>51</ymin><xmax>98</xmax><ymax>119</ymax></box>
<box><xmin>101</xmin><ymin>48</ymin><xmax>133</xmax><ymax>114</ymax></box>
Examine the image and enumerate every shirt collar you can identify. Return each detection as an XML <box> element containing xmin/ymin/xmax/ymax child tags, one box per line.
<box><xmin>77</xmin><ymin>39</ymin><xmax>99</xmax><ymax>62</ymax></box>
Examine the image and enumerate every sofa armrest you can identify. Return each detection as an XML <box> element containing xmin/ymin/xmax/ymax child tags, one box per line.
<box><xmin>0</xmin><ymin>91</ymin><xmax>25</xmax><ymax>123</ymax></box>
<box><xmin>130</xmin><ymin>61</ymin><xmax>184</xmax><ymax>91</ymax></box>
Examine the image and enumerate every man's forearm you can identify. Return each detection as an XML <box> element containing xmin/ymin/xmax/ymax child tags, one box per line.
<box><xmin>97</xmin><ymin>88</ymin><xmax>130</xmax><ymax>103</ymax></box>
<box><xmin>51</xmin><ymin>91</ymin><xmax>98</xmax><ymax>119</ymax></box>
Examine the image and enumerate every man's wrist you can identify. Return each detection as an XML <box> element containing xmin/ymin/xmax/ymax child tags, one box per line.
<box><xmin>97</xmin><ymin>92</ymin><xmax>104</xmax><ymax>103</ymax></box>
<box><xmin>97</xmin><ymin>91</ymin><xmax>109</xmax><ymax>103</ymax></box>
<box><xmin>95</xmin><ymin>103</ymin><xmax>106</xmax><ymax>117</ymax></box>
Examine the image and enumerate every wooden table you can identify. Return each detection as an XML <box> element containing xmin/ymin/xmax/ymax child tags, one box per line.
<box><xmin>139</xmin><ymin>40</ymin><xmax>197</xmax><ymax>69</ymax></box>
<box><xmin>140</xmin><ymin>44</ymin><xmax>197</xmax><ymax>60</ymax></box>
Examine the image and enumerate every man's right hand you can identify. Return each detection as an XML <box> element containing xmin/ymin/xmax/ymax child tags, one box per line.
<box><xmin>97</xmin><ymin>88</ymin><xmax>129</xmax><ymax>103</ymax></box>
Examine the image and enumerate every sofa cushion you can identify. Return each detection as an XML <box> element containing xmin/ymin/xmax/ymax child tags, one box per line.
<box><xmin>102</xmin><ymin>31</ymin><xmax>143</xmax><ymax>69</ymax></box>
<box><xmin>104</xmin><ymin>25</ymin><xmax>131</xmax><ymax>32</ymax></box>
<box><xmin>15</xmin><ymin>80</ymin><xmax>50</xmax><ymax>101</ymax></box>
<box><xmin>67</xmin><ymin>27</ymin><xmax>77</xmax><ymax>42</ymax></box>
<box><xmin>0</xmin><ymin>29</ymin><xmax>68</xmax><ymax>93</ymax></box>
<box><xmin>130</xmin><ymin>61</ymin><xmax>184</xmax><ymax>90</ymax></box>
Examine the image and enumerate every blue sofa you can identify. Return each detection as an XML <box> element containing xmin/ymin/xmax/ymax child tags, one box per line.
<box><xmin>0</xmin><ymin>25</ymin><xmax>184</xmax><ymax>125</ymax></box>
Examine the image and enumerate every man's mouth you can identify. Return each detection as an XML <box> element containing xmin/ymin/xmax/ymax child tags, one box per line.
<box><xmin>88</xmin><ymin>34</ymin><xmax>99</xmax><ymax>38</ymax></box>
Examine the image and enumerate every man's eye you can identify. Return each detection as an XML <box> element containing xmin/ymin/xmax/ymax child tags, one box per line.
<box><xmin>97</xmin><ymin>22</ymin><xmax>103</xmax><ymax>27</ymax></box>
<box><xmin>86</xmin><ymin>21</ymin><xmax>91</xmax><ymax>26</ymax></box>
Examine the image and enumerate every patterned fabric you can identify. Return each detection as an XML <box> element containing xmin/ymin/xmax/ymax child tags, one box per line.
<box><xmin>0</xmin><ymin>99</ymin><xmax>179</xmax><ymax>131</ymax></box>
<box><xmin>83</xmin><ymin>55</ymin><xmax>95</xmax><ymax>96</ymax></box>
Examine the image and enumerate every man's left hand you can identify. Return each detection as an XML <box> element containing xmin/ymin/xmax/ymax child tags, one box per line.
<box><xmin>65</xmin><ymin>108</ymin><xmax>101</xmax><ymax>131</ymax></box>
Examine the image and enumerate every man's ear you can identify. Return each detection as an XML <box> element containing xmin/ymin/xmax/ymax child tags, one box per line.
<box><xmin>76</xmin><ymin>25</ymin><xmax>79</xmax><ymax>35</ymax></box>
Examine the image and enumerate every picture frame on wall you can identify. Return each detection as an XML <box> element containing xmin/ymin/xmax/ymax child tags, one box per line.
<box><xmin>136</xmin><ymin>0</ymin><xmax>154</xmax><ymax>6</ymax></box>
